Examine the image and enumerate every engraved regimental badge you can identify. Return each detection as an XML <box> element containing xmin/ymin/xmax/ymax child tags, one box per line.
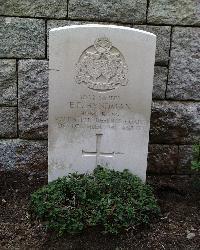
<box><xmin>75</xmin><ymin>37</ymin><xmax>128</xmax><ymax>92</ymax></box>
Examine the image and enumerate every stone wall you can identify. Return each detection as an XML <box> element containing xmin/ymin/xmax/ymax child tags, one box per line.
<box><xmin>0</xmin><ymin>0</ymin><xmax>199</xmax><ymax>176</ymax></box>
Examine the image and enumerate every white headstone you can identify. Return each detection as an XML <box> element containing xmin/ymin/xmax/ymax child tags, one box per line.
<box><xmin>48</xmin><ymin>24</ymin><xmax>156</xmax><ymax>182</ymax></box>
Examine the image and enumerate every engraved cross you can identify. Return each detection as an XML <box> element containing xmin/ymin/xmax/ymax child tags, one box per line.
<box><xmin>82</xmin><ymin>133</ymin><xmax>123</xmax><ymax>166</ymax></box>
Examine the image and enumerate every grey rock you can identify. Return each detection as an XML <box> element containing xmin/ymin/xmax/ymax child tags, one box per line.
<box><xmin>186</xmin><ymin>232</ymin><xmax>196</xmax><ymax>240</ymax></box>
<box><xmin>0</xmin><ymin>0</ymin><xmax>68</xmax><ymax>18</ymax></box>
<box><xmin>148</xmin><ymin>0</ymin><xmax>200</xmax><ymax>25</ymax></box>
<box><xmin>68</xmin><ymin>0</ymin><xmax>147</xmax><ymax>23</ymax></box>
<box><xmin>178</xmin><ymin>145</ymin><xmax>195</xmax><ymax>174</ymax></box>
<box><xmin>150</xmin><ymin>101</ymin><xmax>200</xmax><ymax>144</ymax></box>
<box><xmin>167</xmin><ymin>27</ymin><xmax>200</xmax><ymax>100</ymax></box>
<box><xmin>0</xmin><ymin>60</ymin><xmax>17</xmax><ymax>105</ymax></box>
<box><xmin>16</xmin><ymin>140</ymin><xmax>48</xmax><ymax>172</ymax></box>
<box><xmin>0</xmin><ymin>139</ymin><xmax>47</xmax><ymax>172</ymax></box>
<box><xmin>134</xmin><ymin>25</ymin><xmax>171</xmax><ymax>65</ymax></box>
<box><xmin>148</xmin><ymin>144</ymin><xmax>178</xmax><ymax>174</ymax></box>
<box><xmin>152</xmin><ymin>66</ymin><xmax>167</xmax><ymax>99</ymax></box>
<box><xmin>0</xmin><ymin>140</ymin><xmax>16</xmax><ymax>170</ymax></box>
<box><xmin>0</xmin><ymin>17</ymin><xmax>45</xmax><ymax>58</ymax></box>
<box><xmin>0</xmin><ymin>107</ymin><xmax>17</xmax><ymax>138</ymax></box>
<box><xmin>18</xmin><ymin>60</ymin><xmax>48</xmax><ymax>139</ymax></box>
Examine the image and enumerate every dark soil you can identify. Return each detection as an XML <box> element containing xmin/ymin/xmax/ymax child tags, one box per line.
<box><xmin>0</xmin><ymin>171</ymin><xmax>199</xmax><ymax>249</ymax></box>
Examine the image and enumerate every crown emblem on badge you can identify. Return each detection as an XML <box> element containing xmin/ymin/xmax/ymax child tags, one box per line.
<box><xmin>75</xmin><ymin>37</ymin><xmax>128</xmax><ymax>92</ymax></box>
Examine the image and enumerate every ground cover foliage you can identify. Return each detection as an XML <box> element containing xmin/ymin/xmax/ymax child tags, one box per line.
<box><xmin>30</xmin><ymin>166</ymin><xmax>160</xmax><ymax>235</ymax></box>
<box><xmin>191</xmin><ymin>143</ymin><xmax>200</xmax><ymax>190</ymax></box>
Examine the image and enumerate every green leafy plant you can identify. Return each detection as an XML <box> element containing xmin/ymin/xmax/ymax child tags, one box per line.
<box><xmin>30</xmin><ymin>166</ymin><xmax>160</xmax><ymax>235</ymax></box>
<box><xmin>191</xmin><ymin>143</ymin><xmax>200</xmax><ymax>171</ymax></box>
<box><xmin>191</xmin><ymin>144</ymin><xmax>200</xmax><ymax>190</ymax></box>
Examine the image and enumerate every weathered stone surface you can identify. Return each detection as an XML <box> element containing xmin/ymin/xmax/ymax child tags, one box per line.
<box><xmin>0</xmin><ymin>139</ymin><xmax>47</xmax><ymax>172</ymax></box>
<box><xmin>16</xmin><ymin>140</ymin><xmax>48</xmax><ymax>172</ymax></box>
<box><xmin>0</xmin><ymin>60</ymin><xmax>17</xmax><ymax>105</ymax></box>
<box><xmin>134</xmin><ymin>25</ymin><xmax>171</xmax><ymax>65</ymax></box>
<box><xmin>167</xmin><ymin>27</ymin><xmax>200</xmax><ymax>100</ymax></box>
<box><xmin>152</xmin><ymin>66</ymin><xmax>167</xmax><ymax>99</ymax></box>
<box><xmin>178</xmin><ymin>145</ymin><xmax>195</xmax><ymax>174</ymax></box>
<box><xmin>150</xmin><ymin>101</ymin><xmax>200</xmax><ymax>144</ymax></box>
<box><xmin>68</xmin><ymin>0</ymin><xmax>147</xmax><ymax>23</ymax></box>
<box><xmin>0</xmin><ymin>107</ymin><xmax>17</xmax><ymax>138</ymax></box>
<box><xmin>148</xmin><ymin>0</ymin><xmax>200</xmax><ymax>25</ymax></box>
<box><xmin>148</xmin><ymin>144</ymin><xmax>178</xmax><ymax>174</ymax></box>
<box><xmin>0</xmin><ymin>140</ymin><xmax>16</xmax><ymax>170</ymax></box>
<box><xmin>0</xmin><ymin>0</ymin><xmax>68</xmax><ymax>18</ymax></box>
<box><xmin>18</xmin><ymin>60</ymin><xmax>48</xmax><ymax>139</ymax></box>
<box><xmin>0</xmin><ymin>17</ymin><xmax>45</xmax><ymax>58</ymax></box>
